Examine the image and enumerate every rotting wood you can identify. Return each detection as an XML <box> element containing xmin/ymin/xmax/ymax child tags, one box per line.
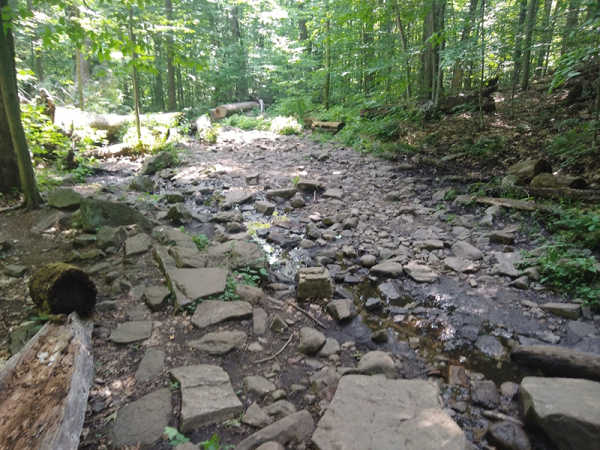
<box><xmin>311</xmin><ymin>121</ymin><xmax>345</xmax><ymax>133</ymax></box>
<box><xmin>0</xmin><ymin>312</ymin><xmax>93</xmax><ymax>450</ymax></box>
<box><xmin>286</xmin><ymin>300</ymin><xmax>326</xmax><ymax>328</ymax></box>
<box><xmin>254</xmin><ymin>334</ymin><xmax>294</xmax><ymax>364</ymax></box>
<box><xmin>213</xmin><ymin>101</ymin><xmax>260</xmax><ymax>119</ymax></box>
<box><xmin>29</xmin><ymin>262</ymin><xmax>97</xmax><ymax>316</ymax></box>
<box><xmin>510</xmin><ymin>345</ymin><xmax>600</xmax><ymax>382</ymax></box>
<box><xmin>475</xmin><ymin>196</ymin><xmax>557</xmax><ymax>213</ymax></box>
<box><xmin>487</xmin><ymin>186</ymin><xmax>600</xmax><ymax>204</ymax></box>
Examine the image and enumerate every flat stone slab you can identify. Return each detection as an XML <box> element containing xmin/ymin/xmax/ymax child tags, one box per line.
<box><xmin>540</xmin><ymin>302</ymin><xmax>581</xmax><ymax>319</ymax></box>
<box><xmin>167</xmin><ymin>268</ymin><xmax>228</xmax><ymax>308</ymax></box>
<box><xmin>108</xmin><ymin>321</ymin><xmax>152</xmax><ymax>344</ymax></box>
<box><xmin>170</xmin><ymin>365</ymin><xmax>243</xmax><ymax>432</ymax></box>
<box><xmin>191</xmin><ymin>299</ymin><xmax>253</xmax><ymax>329</ymax></box>
<box><xmin>322</xmin><ymin>189</ymin><xmax>343</xmax><ymax>200</ymax></box>
<box><xmin>369</xmin><ymin>262</ymin><xmax>404</xmax><ymax>278</ymax></box>
<box><xmin>311</xmin><ymin>375</ymin><xmax>469</xmax><ymax>450</ymax></box>
<box><xmin>520</xmin><ymin>377</ymin><xmax>600</xmax><ymax>450</ymax></box>
<box><xmin>404</xmin><ymin>262</ymin><xmax>439</xmax><ymax>283</ymax></box>
<box><xmin>136</xmin><ymin>348</ymin><xmax>165</xmax><ymax>383</ymax></box>
<box><xmin>112</xmin><ymin>388</ymin><xmax>171</xmax><ymax>447</ymax></box>
<box><xmin>451</xmin><ymin>241</ymin><xmax>484</xmax><ymax>261</ymax></box>
<box><xmin>187</xmin><ymin>331</ymin><xmax>247</xmax><ymax>355</ymax></box>
<box><xmin>236</xmin><ymin>410</ymin><xmax>315</xmax><ymax>450</ymax></box>
<box><xmin>125</xmin><ymin>233</ymin><xmax>153</xmax><ymax>257</ymax></box>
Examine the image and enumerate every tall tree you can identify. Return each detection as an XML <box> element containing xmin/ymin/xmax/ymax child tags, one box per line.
<box><xmin>0</xmin><ymin>0</ymin><xmax>43</xmax><ymax>208</ymax></box>
<box><xmin>520</xmin><ymin>0</ymin><xmax>539</xmax><ymax>90</ymax></box>
<box><xmin>165</xmin><ymin>0</ymin><xmax>176</xmax><ymax>111</ymax></box>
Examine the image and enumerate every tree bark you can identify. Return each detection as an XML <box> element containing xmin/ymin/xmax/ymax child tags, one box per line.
<box><xmin>394</xmin><ymin>7</ymin><xmax>412</xmax><ymax>99</ymax></box>
<box><xmin>213</xmin><ymin>101</ymin><xmax>260</xmax><ymax>118</ymax></box>
<box><xmin>512</xmin><ymin>0</ymin><xmax>528</xmax><ymax>87</ymax></box>
<box><xmin>0</xmin><ymin>69</ymin><xmax>20</xmax><ymax>194</ymax></box>
<box><xmin>311</xmin><ymin>121</ymin><xmax>345</xmax><ymax>132</ymax></box>
<box><xmin>324</xmin><ymin>11</ymin><xmax>331</xmax><ymax>110</ymax></box>
<box><xmin>451</xmin><ymin>0</ymin><xmax>478</xmax><ymax>93</ymax></box>
<box><xmin>129</xmin><ymin>6</ymin><xmax>141</xmax><ymax>141</ymax></box>
<box><xmin>520</xmin><ymin>0</ymin><xmax>539</xmax><ymax>90</ymax></box>
<box><xmin>166</xmin><ymin>0</ymin><xmax>176</xmax><ymax>111</ymax></box>
<box><xmin>0</xmin><ymin>0</ymin><xmax>43</xmax><ymax>208</ymax></box>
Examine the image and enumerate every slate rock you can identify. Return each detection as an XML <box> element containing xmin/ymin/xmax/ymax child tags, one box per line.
<box><xmin>80</xmin><ymin>198</ymin><xmax>154</xmax><ymax>232</ymax></box>
<box><xmin>325</xmin><ymin>299</ymin><xmax>356</xmax><ymax>322</ymax></box>
<box><xmin>191</xmin><ymin>299</ymin><xmax>253</xmax><ymax>329</ymax></box>
<box><xmin>109</xmin><ymin>321</ymin><xmax>152</xmax><ymax>344</ymax></box>
<box><xmin>168</xmin><ymin>268</ymin><xmax>228</xmax><ymax>309</ymax></box>
<box><xmin>296</xmin><ymin>179</ymin><xmax>324</xmax><ymax>191</ymax></box>
<box><xmin>317</xmin><ymin>337</ymin><xmax>341</xmax><ymax>357</ymax></box>
<box><xmin>243</xmin><ymin>376</ymin><xmax>277</xmax><ymax>395</ymax></box>
<box><xmin>451</xmin><ymin>240</ymin><xmax>484</xmax><ymax>261</ymax></box>
<box><xmin>475</xmin><ymin>335</ymin><xmax>505</xmax><ymax>358</ymax></box>
<box><xmin>490</xmin><ymin>230</ymin><xmax>516</xmax><ymax>245</ymax></box>
<box><xmin>255</xmin><ymin>201</ymin><xmax>276</xmax><ymax>215</ymax></box>
<box><xmin>112</xmin><ymin>388</ymin><xmax>171</xmax><ymax>447</ymax></box>
<box><xmin>264</xmin><ymin>400</ymin><xmax>297</xmax><ymax>420</ymax></box>
<box><xmin>141</xmin><ymin>151</ymin><xmax>174</xmax><ymax>175</ymax></box>
<box><xmin>471</xmin><ymin>380</ymin><xmax>500</xmax><ymax>408</ymax></box>
<box><xmin>298</xmin><ymin>327</ymin><xmax>326</xmax><ymax>355</ymax></box>
<box><xmin>3</xmin><ymin>265</ymin><xmax>27</xmax><ymax>277</ymax></box>
<box><xmin>167</xmin><ymin>203</ymin><xmax>192</xmax><ymax>224</ymax></box>
<box><xmin>296</xmin><ymin>267</ymin><xmax>333</xmax><ymax>302</ymax></box>
<box><xmin>369</xmin><ymin>261</ymin><xmax>404</xmax><ymax>278</ymax></box>
<box><xmin>253</xmin><ymin>307</ymin><xmax>268</xmax><ymax>335</ymax></box>
<box><xmin>128</xmin><ymin>175</ymin><xmax>156</xmax><ymax>193</ymax></box>
<box><xmin>235</xmin><ymin>410</ymin><xmax>315</xmax><ymax>450</ymax></box>
<box><xmin>311</xmin><ymin>376</ymin><xmax>469</xmax><ymax>450</ymax></box>
<box><xmin>136</xmin><ymin>348</ymin><xmax>166</xmax><ymax>383</ymax></box>
<box><xmin>403</xmin><ymin>262</ymin><xmax>439</xmax><ymax>283</ymax></box>
<box><xmin>47</xmin><ymin>188</ymin><xmax>82</xmax><ymax>209</ymax></box>
<box><xmin>520</xmin><ymin>377</ymin><xmax>600</xmax><ymax>450</ymax></box>
<box><xmin>487</xmin><ymin>421</ymin><xmax>531</xmax><ymax>450</ymax></box>
<box><xmin>359</xmin><ymin>254</ymin><xmax>377</xmax><ymax>268</ymax></box>
<box><xmin>207</xmin><ymin>240</ymin><xmax>267</xmax><ymax>271</ymax></box>
<box><xmin>364</xmin><ymin>297</ymin><xmax>382</xmax><ymax>311</ymax></box>
<box><xmin>169</xmin><ymin>246</ymin><xmax>207</xmax><ymax>268</ymax></box>
<box><xmin>322</xmin><ymin>189</ymin><xmax>343</xmax><ymax>200</ymax></box>
<box><xmin>125</xmin><ymin>233</ymin><xmax>153</xmax><ymax>257</ymax></box>
<box><xmin>540</xmin><ymin>302</ymin><xmax>581</xmax><ymax>319</ymax></box>
<box><xmin>222</xmin><ymin>191</ymin><xmax>255</xmax><ymax>210</ymax></box>
<box><xmin>187</xmin><ymin>330</ymin><xmax>247</xmax><ymax>355</ymax></box>
<box><xmin>242</xmin><ymin>402</ymin><xmax>274</xmax><ymax>428</ymax></box>
<box><xmin>95</xmin><ymin>226</ymin><xmax>127</xmax><ymax>252</ymax></box>
<box><xmin>265</xmin><ymin>188</ymin><xmax>298</xmax><ymax>200</ymax></box>
<box><xmin>356</xmin><ymin>350</ymin><xmax>396</xmax><ymax>379</ymax></box>
<box><xmin>236</xmin><ymin>284</ymin><xmax>264</xmax><ymax>305</ymax></box>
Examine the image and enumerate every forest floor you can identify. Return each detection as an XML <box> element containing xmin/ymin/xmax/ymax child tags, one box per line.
<box><xmin>0</xmin><ymin>81</ymin><xmax>599</xmax><ymax>450</ymax></box>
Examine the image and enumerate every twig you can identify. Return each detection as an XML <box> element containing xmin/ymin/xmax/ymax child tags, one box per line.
<box><xmin>285</xmin><ymin>300</ymin><xmax>326</xmax><ymax>328</ymax></box>
<box><xmin>254</xmin><ymin>334</ymin><xmax>294</xmax><ymax>364</ymax></box>
<box><xmin>482</xmin><ymin>410</ymin><xmax>524</xmax><ymax>426</ymax></box>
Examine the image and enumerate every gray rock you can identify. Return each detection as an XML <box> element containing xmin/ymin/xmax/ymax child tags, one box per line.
<box><xmin>207</xmin><ymin>240</ymin><xmax>267</xmax><ymax>271</ymax></box>
<box><xmin>297</xmin><ymin>179</ymin><xmax>324</xmax><ymax>191</ymax></box>
<box><xmin>235</xmin><ymin>410</ymin><xmax>315</xmax><ymax>450</ymax></box>
<box><xmin>141</xmin><ymin>151</ymin><xmax>174</xmax><ymax>175</ymax></box>
<box><xmin>291</xmin><ymin>193</ymin><xmax>306</xmax><ymax>208</ymax></box>
<box><xmin>322</xmin><ymin>188</ymin><xmax>343</xmax><ymax>200</ymax></box>
<box><xmin>359</xmin><ymin>254</ymin><xmax>377</xmax><ymax>268</ymax></box>
<box><xmin>575</xmin><ymin>336</ymin><xmax>600</xmax><ymax>355</ymax></box>
<box><xmin>152</xmin><ymin>226</ymin><xmax>195</xmax><ymax>247</ymax></box>
<box><xmin>210</xmin><ymin>210</ymin><xmax>244</xmax><ymax>224</ymax></box>
<box><xmin>253</xmin><ymin>307</ymin><xmax>268</xmax><ymax>335</ymax></box>
<box><xmin>191</xmin><ymin>299</ymin><xmax>253</xmax><ymax>329</ymax></box>
<box><xmin>270</xmin><ymin>314</ymin><xmax>289</xmax><ymax>333</ymax></box>
<box><xmin>128</xmin><ymin>175</ymin><xmax>156</xmax><ymax>193</ymax></box>
<box><xmin>80</xmin><ymin>198</ymin><xmax>154</xmax><ymax>232</ymax></box>
<box><xmin>297</xmin><ymin>267</ymin><xmax>333</xmax><ymax>302</ymax></box>
<box><xmin>404</xmin><ymin>262</ymin><xmax>439</xmax><ymax>283</ymax></box>
<box><xmin>364</xmin><ymin>297</ymin><xmax>382</xmax><ymax>311</ymax></box>
<box><xmin>509</xmin><ymin>275</ymin><xmax>530</xmax><ymax>290</ymax></box>
<box><xmin>317</xmin><ymin>337</ymin><xmax>341</xmax><ymax>357</ymax></box>
<box><xmin>451</xmin><ymin>241</ymin><xmax>484</xmax><ymax>261</ymax></box>
<box><xmin>125</xmin><ymin>233</ymin><xmax>153</xmax><ymax>257</ymax></box>
<box><xmin>237</xmin><ymin>284</ymin><xmax>264</xmax><ymax>305</ymax></box>
<box><xmin>3</xmin><ymin>265</ymin><xmax>27</xmax><ymax>277</ymax></box>
<box><xmin>255</xmin><ymin>201</ymin><xmax>276</xmax><ymax>215</ymax></box>
<box><xmin>243</xmin><ymin>376</ymin><xmax>277</xmax><ymax>395</ymax></box>
<box><xmin>187</xmin><ymin>330</ymin><xmax>247</xmax><ymax>355</ymax></box>
<box><xmin>47</xmin><ymin>188</ymin><xmax>82</xmax><ymax>209</ymax></box>
<box><xmin>112</xmin><ymin>388</ymin><xmax>171</xmax><ymax>447</ymax></box>
<box><xmin>144</xmin><ymin>285</ymin><xmax>171</xmax><ymax>311</ymax></box>
<box><xmin>108</xmin><ymin>321</ymin><xmax>152</xmax><ymax>344</ymax></box>
<box><xmin>305</xmin><ymin>222</ymin><xmax>322</xmax><ymax>240</ymax></box>
<box><xmin>168</xmin><ymin>268</ymin><xmax>229</xmax><ymax>309</ymax></box>
<box><xmin>298</xmin><ymin>327</ymin><xmax>327</xmax><ymax>355</ymax></box>
<box><xmin>567</xmin><ymin>320</ymin><xmax>598</xmax><ymax>342</ymax></box>
<box><xmin>127</xmin><ymin>303</ymin><xmax>151</xmax><ymax>321</ymax></box>
<box><xmin>471</xmin><ymin>380</ymin><xmax>500</xmax><ymax>408</ymax></box>
<box><xmin>136</xmin><ymin>348</ymin><xmax>166</xmax><ymax>383</ymax></box>
<box><xmin>73</xmin><ymin>234</ymin><xmax>96</xmax><ymax>249</ymax></box>
<box><xmin>265</xmin><ymin>188</ymin><xmax>298</xmax><ymax>200</ymax></box>
<box><xmin>9</xmin><ymin>321</ymin><xmax>40</xmax><ymax>355</ymax></box>
<box><xmin>242</xmin><ymin>402</ymin><xmax>274</xmax><ymax>428</ymax></box>
<box><xmin>223</xmin><ymin>191</ymin><xmax>255</xmax><ymax>210</ymax></box>
<box><xmin>169</xmin><ymin>246</ymin><xmax>208</xmax><ymax>268</ymax></box>
<box><xmin>264</xmin><ymin>400</ymin><xmax>297</xmax><ymax>419</ymax></box>
<box><xmin>369</xmin><ymin>261</ymin><xmax>404</xmax><ymax>278</ymax></box>
<box><xmin>490</xmin><ymin>230</ymin><xmax>516</xmax><ymax>245</ymax></box>
<box><xmin>246</xmin><ymin>173</ymin><xmax>260</xmax><ymax>185</ymax></box>
<box><xmin>540</xmin><ymin>302</ymin><xmax>581</xmax><ymax>319</ymax></box>
<box><xmin>356</xmin><ymin>351</ymin><xmax>396</xmax><ymax>379</ymax></box>
<box><xmin>170</xmin><ymin>364</ymin><xmax>243</xmax><ymax>432</ymax></box>
<box><xmin>378</xmin><ymin>282</ymin><xmax>402</xmax><ymax>301</ymax></box>
<box><xmin>167</xmin><ymin>203</ymin><xmax>192</xmax><ymax>224</ymax></box>
<box><xmin>520</xmin><ymin>377</ymin><xmax>600</xmax><ymax>450</ymax></box>
<box><xmin>487</xmin><ymin>421</ymin><xmax>531</xmax><ymax>450</ymax></box>
<box><xmin>162</xmin><ymin>191</ymin><xmax>185</xmax><ymax>204</ymax></box>
<box><xmin>443</xmin><ymin>257</ymin><xmax>479</xmax><ymax>273</ymax></box>
<box><xmin>311</xmin><ymin>375</ymin><xmax>469</xmax><ymax>450</ymax></box>
<box><xmin>502</xmin><ymin>174</ymin><xmax>528</xmax><ymax>187</ymax></box>
<box><xmin>325</xmin><ymin>299</ymin><xmax>356</xmax><ymax>322</ymax></box>
<box><xmin>414</xmin><ymin>239</ymin><xmax>444</xmax><ymax>251</ymax></box>
<box><xmin>501</xmin><ymin>381</ymin><xmax>520</xmax><ymax>399</ymax></box>
<box><xmin>491</xmin><ymin>261</ymin><xmax>520</xmax><ymax>278</ymax></box>
<box><xmin>475</xmin><ymin>335</ymin><xmax>505</xmax><ymax>358</ymax></box>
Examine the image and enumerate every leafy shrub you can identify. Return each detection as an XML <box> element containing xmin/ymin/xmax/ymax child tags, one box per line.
<box><xmin>21</xmin><ymin>104</ymin><xmax>70</xmax><ymax>161</ymax></box>
<box><xmin>464</xmin><ymin>136</ymin><xmax>504</xmax><ymax>159</ymax></box>
<box><xmin>549</xmin><ymin>209</ymin><xmax>600</xmax><ymax>250</ymax></box>
<box><xmin>221</xmin><ymin>114</ymin><xmax>270</xmax><ymax>131</ymax></box>
<box><xmin>270</xmin><ymin>116</ymin><xmax>302</xmax><ymax>135</ymax></box>
<box><xmin>548</xmin><ymin>122</ymin><xmax>593</xmax><ymax>168</ymax></box>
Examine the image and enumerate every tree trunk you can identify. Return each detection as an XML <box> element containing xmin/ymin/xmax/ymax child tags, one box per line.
<box><xmin>0</xmin><ymin>0</ymin><xmax>43</xmax><ymax>208</ymax></box>
<box><xmin>0</xmin><ymin>87</ymin><xmax>20</xmax><ymax>194</ymax></box>
<box><xmin>394</xmin><ymin>7</ymin><xmax>412</xmax><ymax>99</ymax></box>
<box><xmin>129</xmin><ymin>7</ymin><xmax>141</xmax><ymax>141</ymax></box>
<box><xmin>520</xmin><ymin>0</ymin><xmax>539</xmax><ymax>90</ymax></box>
<box><xmin>512</xmin><ymin>0</ymin><xmax>528</xmax><ymax>87</ymax></box>
<box><xmin>213</xmin><ymin>101</ymin><xmax>260</xmax><ymax>118</ymax></box>
<box><xmin>451</xmin><ymin>0</ymin><xmax>478</xmax><ymax>93</ymax></box>
<box><xmin>26</xmin><ymin>0</ymin><xmax>43</xmax><ymax>83</ymax></box>
<box><xmin>561</xmin><ymin>0</ymin><xmax>579</xmax><ymax>56</ymax></box>
<box><xmin>165</xmin><ymin>0</ymin><xmax>176</xmax><ymax>111</ymax></box>
<box><xmin>324</xmin><ymin>12</ymin><xmax>331</xmax><ymax>110</ymax></box>
<box><xmin>535</xmin><ymin>0</ymin><xmax>553</xmax><ymax>77</ymax></box>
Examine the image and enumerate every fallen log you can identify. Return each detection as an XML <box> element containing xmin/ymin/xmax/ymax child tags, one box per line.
<box><xmin>486</xmin><ymin>186</ymin><xmax>600</xmax><ymax>204</ymax></box>
<box><xmin>311</xmin><ymin>121</ymin><xmax>345</xmax><ymax>133</ymax></box>
<box><xmin>213</xmin><ymin>101</ymin><xmax>260</xmax><ymax>119</ymax></box>
<box><xmin>0</xmin><ymin>312</ymin><xmax>93</xmax><ymax>450</ymax></box>
<box><xmin>511</xmin><ymin>345</ymin><xmax>600</xmax><ymax>382</ymax></box>
<box><xmin>475</xmin><ymin>196</ymin><xmax>557</xmax><ymax>213</ymax></box>
<box><xmin>29</xmin><ymin>263</ymin><xmax>97</xmax><ymax>316</ymax></box>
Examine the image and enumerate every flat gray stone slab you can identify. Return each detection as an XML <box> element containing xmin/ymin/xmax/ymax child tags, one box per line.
<box><xmin>369</xmin><ymin>262</ymin><xmax>404</xmax><ymax>278</ymax></box>
<box><xmin>404</xmin><ymin>262</ymin><xmax>439</xmax><ymax>283</ymax></box>
<box><xmin>451</xmin><ymin>240</ymin><xmax>484</xmax><ymax>261</ymax></box>
<box><xmin>136</xmin><ymin>348</ymin><xmax>165</xmax><ymax>383</ymax></box>
<box><xmin>170</xmin><ymin>364</ymin><xmax>243</xmax><ymax>432</ymax></box>
<box><xmin>108</xmin><ymin>321</ymin><xmax>152</xmax><ymax>344</ymax></box>
<box><xmin>187</xmin><ymin>331</ymin><xmax>247</xmax><ymax>355</ymax></box>
<box><xmin>112</xmin><ymin>388</ymin><xmax>171</xmax><ymax>447</ymax></box>
<box><xmin>322</xmin><ymin>189</ymin><xmax>343</xmax><ymax>200</ymax></box>
<box><xmin>168</xmin><ymin>268</ymin><xmax>228</xmax><ymax>308</ymax></box>
<box><xmin>192</xmin><ymin>299</ymin><xmax>253</xmax><ymax>329</ymax></box>
<box><xmin>311</xmin><ymin>375</ymin><xmax>469</xmax><ymax>450</ymax></box>
<box><xmin>520</xmin><ymin>377</ymin><xmax>600</xmax><ymax>450</ymax></box>
<box><xmin>236</xmin><ymin>410</ymin><xmax>315</xmax><ymax>450</ymax></box>
<box><xmin>125</xmin><ymin>233</ymin><xmax>153</xmax><ymax>257</ymax></box>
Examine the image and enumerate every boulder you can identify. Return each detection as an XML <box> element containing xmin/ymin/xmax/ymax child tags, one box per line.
<box><xmin>79</xmin><ymin>198</ymin><xmax>154</xmax><ymax>232</ymax></box>
<box><xmin>47</xmin><ymin>188</ymin><xmax>82</xmax><ymax>209</ymax></box>
<box><xmin>141</xmin><ymin>151</ymin><xmax>174</xmax><ymax>175</ymax></box>
<box><xmin>506</xmin><ymin>159</ymin><xmax>552</xmax><ymax>184</ymax></box>
<box><xmin>207</xmin><ymin>240</ymin><xmax>267</xmax><ymax>271</ymax></box>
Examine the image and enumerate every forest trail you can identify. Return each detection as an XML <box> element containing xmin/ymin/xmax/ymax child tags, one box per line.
<box><xmin>1</xmin><ymin>127</ymin><xmax>599</xmax><ymax>450</ymax></box>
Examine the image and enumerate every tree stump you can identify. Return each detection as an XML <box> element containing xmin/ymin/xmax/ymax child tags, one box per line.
<box><xmin>29</xmin><ymin>263</ymin><xmax>97</xmax><ymax>316</ymax></box>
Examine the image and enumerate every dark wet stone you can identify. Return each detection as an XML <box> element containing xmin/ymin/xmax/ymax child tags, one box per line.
<box><xmin>378</xmin><ymin>282</ymin><xmax>401</xmax><ymax>301</ymax></box>
<box><xmin>487</xmin><ymin>421</ymin><xmax>531</xmax><ymax>450</ymax></box>
<box><xmin>364</xmin><ymin>297</ymin><xmax>382</xmax><ymax>311</ymax></box>
<box><xmin>475</xmin><ymin>335</ymin><xmax>505</xmax><ymax>359</ymax></box>
<box><xmin>471</xmin><ymin>380</ymin><xmax>500</xmax><ymax>408</ymax></box>
<box><xmin>3</xmin><ymin>265</ymin><xmax>27</xmax><ymax>277</ymax></box>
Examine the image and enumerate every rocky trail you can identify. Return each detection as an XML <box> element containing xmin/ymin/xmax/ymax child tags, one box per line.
<box><xmin>1</xmin><ymin>127</ymin><xmax>599</xmax><ymax>450</ymax></box>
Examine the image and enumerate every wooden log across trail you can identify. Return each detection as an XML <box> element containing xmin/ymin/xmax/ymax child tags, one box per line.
<box><xmin>29</xmin><ymin>263</ymin><xmax>97</xmax><ymax>316</ymax></box>
<box><xmin>511</xmin><ymin>345</ymin><xmax>600</xmax><ymax>382</ymax></box>
<box><xmin>0</xmin><ymin>313</ymin><xmax>93</xmax><ymax>450</ymax></box>
<box><xmin>311</xmin><ymin>121</ymin><xmax>345</xmax><ymax>133</ymax></box>
<box><xmin>213</xmin><ymin>101</ymin><xmax>260</xmax><ymax>119</ymax></box>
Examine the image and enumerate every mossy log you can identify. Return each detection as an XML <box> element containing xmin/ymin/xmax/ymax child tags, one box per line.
<box><xmin>311</xmin><ymin>121</ymin><xmax>345</xmax><ymax>133</ymax></box>
<box><xmin>29</xmin><ymin>263</ymin><xmax>97</xmax><ymax>316</ymax></box>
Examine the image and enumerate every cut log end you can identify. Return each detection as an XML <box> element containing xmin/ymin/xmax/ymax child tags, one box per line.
<box><xmin>29</xmin><ymin>263</ymin><xmax>97</xmax><ymax>317</ymax></box>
